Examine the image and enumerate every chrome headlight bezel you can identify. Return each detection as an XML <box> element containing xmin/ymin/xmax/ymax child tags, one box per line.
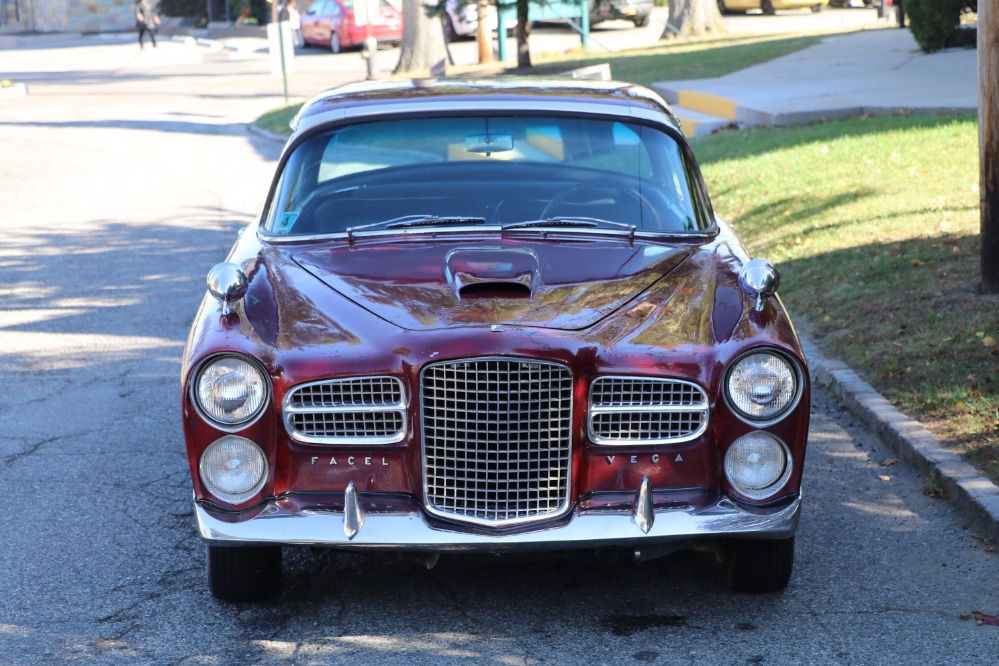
<box><xmin>190</xmin><ymin>354</ymin><xmax>270</xmax><ymax>431</ymax></box>
<box><xmin>723</xmin><ymin>349</ymin><xmax>804</xmax><ymax>426</ymax></box>
<box><xmin>724</xmin><ymin>431</ymin><xmax>793</xmax><ymax>501</ymax></box>
<box><xmin>199</xmin><ymin>436</ymin><xmax>269</xmax><ymax>505</ymax></box>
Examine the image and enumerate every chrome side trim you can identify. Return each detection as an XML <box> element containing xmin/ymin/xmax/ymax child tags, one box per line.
<box><xmin>195</xmin><ymin>496</ymin><xmax>801</xmax><ymax>549</ymax></box>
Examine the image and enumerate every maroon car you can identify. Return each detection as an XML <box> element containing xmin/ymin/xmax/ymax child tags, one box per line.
<box><xmin>182</xmin><ymin>78</ymin><xmax>810</xmax><ymax>602</ymax></box>
<box><xmin>299</xmin><ymin>0</ymin><xmax>402</xmax><ymax>53</ymax></box>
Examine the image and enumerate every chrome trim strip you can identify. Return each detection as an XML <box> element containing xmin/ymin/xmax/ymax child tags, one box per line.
<box><xmin>293</xmin><ymin>100</ymin><xmax>672</xmax><ymax>138</ymax></box>
<box><xmin>195</xmin><ymin>496</ymin><xmax>801</xmax><ymax>548</ymax></box>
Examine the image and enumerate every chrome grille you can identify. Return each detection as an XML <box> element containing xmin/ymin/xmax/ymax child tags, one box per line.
<box><xmin>589</xmin><ymin>377</ymin><xmax>708</xmax><ymax>444</ymax></box>
<box><xmin>284</xmin><ymin>377</ymin><xmax>406</xmax><ymax>444</ymax></box>
<box><xmin>421</xmin><ymin>358</ymin><xmax>573</xmax><ymax>526</ymax></box>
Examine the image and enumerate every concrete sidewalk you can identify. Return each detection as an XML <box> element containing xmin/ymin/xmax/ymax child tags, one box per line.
<box><xmin>653</xmin><ymin>27</ymin><xmax>978</xmax><ymax>137</ymax></box>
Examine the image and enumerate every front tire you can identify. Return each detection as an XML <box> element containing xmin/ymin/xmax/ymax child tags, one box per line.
<box><xmin>719</xmin><ymin>536</ymin><xmax>794</xmax><ymax>593</ymax></box>
<box><xmin>633</xmin><ymin>15</ymin><xmax>649</xmax><ymax>27</ymax></box>
<box><xmin>761</xmin><ymin>0</ymin><xmax>776</xmax><ymax>15</ymax></box>
<box><xmin>330</xmin><ymin>31</ymin><xmax>342</xmax><ymax>54</ymax></box>
<box><xmin>717</xmin><ymin>0</ymin><xmax>730</xmax><ymax>14</ymax></box>
<box><xmin>811</xmin><ymin>3</ymin><xmax>825</xmax><ymax>11</ymax></box>
<box><xmin>207</xmin><ymin>544</ymin><xmax>282</xmax><ymax>602</ymax></box>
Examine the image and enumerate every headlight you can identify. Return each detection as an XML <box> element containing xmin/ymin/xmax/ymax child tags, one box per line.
<box><xmin>726</xmin><ymin>351</ymin><xmax>799</xmax><ymax>422</ymax></box>
<box><xmin>199</xmin><ymin>436</ymin><xmax>268</xmax><ymax>505</ymax></box>
<box><xmin>194</xmin><ymin>355</ymin><xmax>268</xmax><ymax>427</ymax></box>
<box><xmin>724</xmin><ymin>432</ymin><xmax>791</xmax><ymax>500</ymax></box>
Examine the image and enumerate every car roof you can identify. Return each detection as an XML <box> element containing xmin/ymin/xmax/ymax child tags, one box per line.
<box><xmin>290</xmin><ymin>78</ymin><xmax>683</xmax><ymax>135</ymax></box>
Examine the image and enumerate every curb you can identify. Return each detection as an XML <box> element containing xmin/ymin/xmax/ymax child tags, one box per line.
<box><xmin>798</xmin><ymin>333</ymin><xmax>999</xmax><ymax>544</ymax></box>
<box><xmin>654</xmin><ymin>82</ymin><xmax>978</xmax><ymax>135</ymax></box>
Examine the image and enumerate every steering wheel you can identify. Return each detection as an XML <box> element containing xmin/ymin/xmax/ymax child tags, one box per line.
<box><xmin>541</xmin><ymin>181</ymin><xmax>662</xmax><ymax>229</ymax></box>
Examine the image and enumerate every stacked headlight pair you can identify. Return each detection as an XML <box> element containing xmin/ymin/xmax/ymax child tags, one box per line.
<box><xmin>723</xmin><ymin>351</ymin><xmax>801</xmax><ymax>501</ymax></box>
<box><xmin>192</xmin><ymin>355</ymin><xmax>269</xmax><ymax>505</ymax></box>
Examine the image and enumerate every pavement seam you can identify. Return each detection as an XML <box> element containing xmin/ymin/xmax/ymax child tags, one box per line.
<box><xmin>799</xmin><ymin>333</ymin><xmax>999</xmax><ymax>544</ymax></box>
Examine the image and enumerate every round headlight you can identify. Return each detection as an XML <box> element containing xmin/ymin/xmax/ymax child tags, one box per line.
<box><xmin>726</xmin><ymin>352</ymin><xmax>798</xmax><ymax>422</ymax></box>
<box><xmin>724</xmin><ymin>432</ymin><xmax>791</xmax><ymax>500</ymax></box>
<box><xmin>199</xmin><ymin>436</ymin><xmax>268</xmax><ymax>505</ymax></box>
<box><xmin>194</xmin><ymin>356</ymin><xmax>267</xmax><ymax>427</ymax></box>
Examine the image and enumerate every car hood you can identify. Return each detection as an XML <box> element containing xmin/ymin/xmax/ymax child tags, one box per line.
<box><xmin>292</xmin><ymin>239</ymin><xmax>690</xmax><ymax>331</ymax></box>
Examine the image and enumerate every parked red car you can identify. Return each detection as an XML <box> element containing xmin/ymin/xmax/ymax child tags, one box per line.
<box><xmin>299</xmin><ymin>0</ymin><xmax>402</xmax><ymax>53</ymax></box>
<box><xmin>183</xmin><ymin>78</ymin><xmax>811</xmax><ymax>602</ymax></box>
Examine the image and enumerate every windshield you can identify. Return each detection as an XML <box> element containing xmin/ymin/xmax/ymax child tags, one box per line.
<box><xmin>265</xmin><ymin>115</ymin><xmax>709</xmax><ymax>236</ymax></box>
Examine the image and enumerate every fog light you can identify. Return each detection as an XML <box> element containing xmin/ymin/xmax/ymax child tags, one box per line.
<box><xmin>199</xmin><ymin>436</ymin><xmax>267</xmax><ymax>505</ymax></box>
<box><xmin>724</xmin><ymin>432</ymin><xmax>791</xmax><ymax>500</ymax></box>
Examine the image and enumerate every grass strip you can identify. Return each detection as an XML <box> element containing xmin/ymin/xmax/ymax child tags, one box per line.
<box><xmin>695</xmin><ymin>114</ymin><xmax>998</xmax><ymax>484</ymax></box>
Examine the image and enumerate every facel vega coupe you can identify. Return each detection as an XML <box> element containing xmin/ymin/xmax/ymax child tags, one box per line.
<box><xmin>182</xmin><ymin>79</ymin><xmax>810</xmax><ymax>602</ymax></box>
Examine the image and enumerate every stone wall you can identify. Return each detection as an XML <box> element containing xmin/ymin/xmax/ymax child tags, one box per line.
<box><xmin>14</xmin><ymin>0</ymin><xmax>136</xmax><ymax>32</ymax></box>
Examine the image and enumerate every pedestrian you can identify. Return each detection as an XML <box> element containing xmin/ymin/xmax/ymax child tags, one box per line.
<box><xmin>279</xmin><ymin>0</ymin><xmax>302</xmax><ymax>47</ymax></box>
<box><xmin>134</xmin><ymin>0</ymin><xmax>160</xmax><ymax>48</ymax></box>
<box><xmin>896</xmin><ymin>0</ymin><xmax>905</xmax><ymax>28</ymax></box>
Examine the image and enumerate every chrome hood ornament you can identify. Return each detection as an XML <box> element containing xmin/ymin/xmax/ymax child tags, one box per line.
<box><xmin>207</xmin><ymin>262</ymin><xmax>248</xmax><ymax>316</ymax></box>
<box><xmin>738</xmin><ymin>259</ymin><xmax>780</xmax><ymax>312</ymax></box>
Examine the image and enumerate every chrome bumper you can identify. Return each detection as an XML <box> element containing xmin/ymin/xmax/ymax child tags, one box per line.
<box><xmin>196</xmin><ymin>492</ymin><xmax>801</xmax><ymax>551</ymax></box>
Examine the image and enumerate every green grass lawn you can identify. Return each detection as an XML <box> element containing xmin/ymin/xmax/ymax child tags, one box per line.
<box><xmin>695</xmin><ymin>114</ymin><xmax>999</xmax><ymax>485</ymax></box>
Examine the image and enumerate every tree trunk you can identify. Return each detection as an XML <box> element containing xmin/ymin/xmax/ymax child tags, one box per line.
<box><xmin>395</xmin><ymin>0</ymin><xmax>449</xmax><ymax>75</ymax></box>
<box><xmin>662</xmin><ymin>0</ymin><xmax>725</xmax><ymax>39</ymax></box>
<box><xmin>516</xmin><ymin>0</ymin><xmax>531</xmax><ymax>68</ymax></box>
<box><xmin>981</xmin><ymin>0</ymin><xmax>999</xmax><ymax>293</ymax></box>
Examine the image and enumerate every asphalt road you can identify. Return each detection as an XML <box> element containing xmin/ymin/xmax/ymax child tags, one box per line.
<box><xmin>0</xmin><ymin>20</ymin><xmax>997</xmax><ymax>665</ymax></box>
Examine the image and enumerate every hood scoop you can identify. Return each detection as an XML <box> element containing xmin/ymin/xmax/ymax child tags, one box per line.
<box><xmin>446</xmin><ymin>248</ymin><xmax>539</xmax><ymax>300</ymax></box>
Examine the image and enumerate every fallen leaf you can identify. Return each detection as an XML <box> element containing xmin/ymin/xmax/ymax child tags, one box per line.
<box><xmin>985</xmin><ymin>337</ymin><xmax>996</xmax><ymax>348</ymax></box>
<box><xmin>971</xmin><ymin>610</ymin><xmax>999</xmax><ymax>627</ymax></box>
<box><xmin>878</xmin><ymin>475</ymin><xmax>891</xmax><ymax>482</ymax></box>
<box><xmin>879</xmin><ymin>458</ymin><xmax>900</xmax><ymax>467</ymax></box>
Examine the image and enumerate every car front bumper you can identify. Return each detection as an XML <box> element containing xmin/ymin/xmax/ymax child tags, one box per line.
<box><xmin>196</xmin><ymin>493</ymin><xmax>801</xmax><ymax>551</ymax></box>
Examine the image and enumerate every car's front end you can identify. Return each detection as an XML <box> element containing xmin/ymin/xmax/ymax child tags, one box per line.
<box><xmin>182</xmin><ymin>79</ymin><xmax>810</xmax><ymax>602</ymax></box>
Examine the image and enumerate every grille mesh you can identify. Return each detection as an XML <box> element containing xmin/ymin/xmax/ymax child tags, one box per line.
<box><xmin>589</xmin><ymin>377</ymin><xmax>708</xmax><ymax>444</ymax></box>
<box><xmin>284</xmin><ymin>377</ymin><xmax>406</xmax><ymax>444</ymax></box>
<box><xmin>421</xmin><ymin>358</ymin><xmax>572</xmax><ymax>525</ymax></box>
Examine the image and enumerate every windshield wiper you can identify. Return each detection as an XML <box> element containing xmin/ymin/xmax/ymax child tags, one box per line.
<box><xmin>502</xmin><ymin>217</ymin><xmax>636</xmax><ymax>233</ymax></box>
<box><xmin>347</xmin><ymin>215</ymin><xmax>487</xmax><ymax>238</ymax></box>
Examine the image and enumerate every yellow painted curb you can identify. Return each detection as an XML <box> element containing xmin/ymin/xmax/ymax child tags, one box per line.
<box><xmin>675</xmin><ymin>115</ymin><xmax>701</xmax><ymax>138</ymax></box>
<box><xmin>676</xmin><ymin>90</ymin><xmax>739</xmax><ymax>121</ymax></box>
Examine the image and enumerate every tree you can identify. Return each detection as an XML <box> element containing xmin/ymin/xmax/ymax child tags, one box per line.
<box><xmin>395</xmin><ymin>0</ymin><xmax>449</xmax><ymax>75</ymax></box>
<box><xmin>515</xmin><ymin>0</ymin><xmax>531</xmax><ymax>68</ymax></box>
<box><xmin>662</xmin><ymin>0</ymin><xmax>725</xmax><ymax>39</ymax></box>
<box><xmin>981</xmin><ymin>0</ymin><xmax>999</xmax><ymax>293</ymax></box>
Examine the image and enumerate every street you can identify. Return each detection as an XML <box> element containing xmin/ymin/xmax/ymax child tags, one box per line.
<box><xmin>0</xmin><ymin>11</ymin><xmax>997</xmax><ymax>664</ymax></box>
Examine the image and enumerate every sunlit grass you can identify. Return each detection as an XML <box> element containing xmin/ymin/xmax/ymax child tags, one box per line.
<box><xmin>696</xmin><ymin>113</ymin><xmax>999</xmax><ymax>483</ymax></box>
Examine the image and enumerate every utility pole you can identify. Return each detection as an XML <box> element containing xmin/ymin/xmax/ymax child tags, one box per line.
<box><xmin>981</xmin><ymin>0</ymin><xmax>999</xmax><ymax>293</ymax></box>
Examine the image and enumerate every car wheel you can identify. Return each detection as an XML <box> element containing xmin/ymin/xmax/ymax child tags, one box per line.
<box><xmin>719</xmin><ymin>536</ymin><xmax>794</xmax><ymax>593</ymax></box>
<box><xmin>632</xmin><ymin>15</ymin><xmax>649</xmax><ymax>27</ymax></box>
<box><xmin>207</xmin><ymin>544</ymin><xmax>282</xmax><ymax>602</ymax></box>
<box><xmin>717</xmin><ymin>0</ymin><xmax>730</xmax><ymax>14</ymax></box>
<box><xmin>811</xmin><ymin>3</ymin><xmax>825</xmax><ymax>11</ymax></box>
<box><xmin>330</xmin><ymin>31</ymin><xmax>342</xmax><ymax>54</ymax></box>
<box><xmin>761</xmin><ymin>0</ymin><xmax>776</xmax><ymax>15</ymax></box>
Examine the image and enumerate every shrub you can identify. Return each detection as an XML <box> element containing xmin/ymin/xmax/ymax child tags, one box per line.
<box><xmin>906</xmin><ymin>0</ymin><xmax>977</xmax><ymax>53</ymax></box>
